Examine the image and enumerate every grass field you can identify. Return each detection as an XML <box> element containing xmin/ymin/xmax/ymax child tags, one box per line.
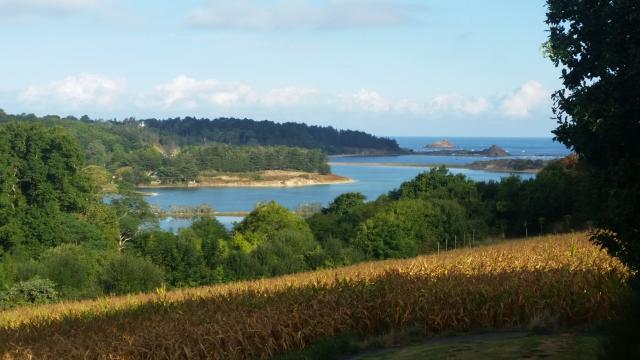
<box><xmin>0</xmin><ymin>233</ymin><xmax>629</xmax><ymax>359</ymax></box>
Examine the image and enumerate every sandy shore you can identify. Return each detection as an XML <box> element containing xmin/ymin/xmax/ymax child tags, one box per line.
<box><xmin>137</xmin><ymin>170</ymin><xmax>353</xmax><ymax>189</ymax></box>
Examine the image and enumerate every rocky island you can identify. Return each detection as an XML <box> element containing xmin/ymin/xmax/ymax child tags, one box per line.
<box><xmin>421</xmin><ymin>144</ymin><xmax>510</xmax><ymax>157</ymax></box>
<box><xmin>425</xmin><ymin>139</ymin><xmax>455</xmax><ymax>149</ymax></box>
<box><xmin>468</xmin><ymin>158</ymin><xmax>549</xmax><ymax>172</ymax></box>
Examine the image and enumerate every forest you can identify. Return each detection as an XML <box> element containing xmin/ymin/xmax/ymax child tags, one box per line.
<box><xmin>0</xmin><ymin>111</ymin><xmax>332</xmax><ymax>185</ymax></box>
<box><xmin>141</xmin><ymin>117</ymin><xmax>402</xmax><ymax>154</ymax></box>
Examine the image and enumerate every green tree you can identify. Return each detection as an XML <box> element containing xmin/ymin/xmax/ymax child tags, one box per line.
<box><xmin>40</xmin><ymin>244</ymin><xmax>101</xmax><ymax>299</ymax></box>
<box><xmin>354</xmin><ymin>199</ymin><xmax>465</xmax><ymax>259</ymax></box>
<box><xmin>110</xmin><ymin>191</ymin><xmax>156</xmax><ymax>251</ymax></box>
<box><xmin>100</xmin><ymin>253</ymin><xmax>164</xmax><ymax>295</ymax></box>
<box><xmin>0</xmin><ymin>123</ymin><xmax>97</xmax><ymax>256</ymax></box>
<box><xmin>225</xmin><ymin>202</ymin><xmax>321</xmax><ymax>279</ymax></box>
<box><xmin>546</xmin><ymin>3</ymin><xmax>640</xmax><ymax>357</ymax></box>
<box><xmin>190</xmin><ymin>217</ymin><xmax>229</xmax><ymax>268</ymax></box>
<box><xmin>83</xmin><ymin>165</ymin><xmax>114</xmax><ymax>194</ymax></box>
<box><xmin>323</xmin><ymin>192</ymin><xmax>366</xmax><ymax>216</ymax></box>
<box><xmin>0</xmin><ymin>277</ymin><xmax>58</xmax><ymax>310</ymax></box>
<box><xmin>546</xmin><ymin>0</ymin><xmax>640</xmax><ymax>271</ymax></box>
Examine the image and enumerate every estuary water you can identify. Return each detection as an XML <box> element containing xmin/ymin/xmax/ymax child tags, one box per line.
<box><xmin>152</xmin><ymin>137</ymin><xmax>570</xmax><ymax>232</ymax></box>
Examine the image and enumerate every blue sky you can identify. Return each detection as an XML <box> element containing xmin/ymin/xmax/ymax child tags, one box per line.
<box><xmin>0</xmin><ymin>0</ymin><xmax>561</xmax><ymax>136</ymax></box>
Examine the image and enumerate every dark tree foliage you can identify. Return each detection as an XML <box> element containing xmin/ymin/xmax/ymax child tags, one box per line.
<box><xmin>546</xmin><ymin>0</ymin><xmax>640</xmax><ymax>271</ymax></box>
<box><xmin>323</xmin><ymin>192</ymin><xmax>366</xmax><ymax>215</ymax></box>
<box><xmin>0</xmin><ymin>112</ymin><xmax>335</xmax><ymax>183</ymax></box>
<box><xmin>0</xmin><ymin>123</ymin><xmax>95</xmax><ymax>256</ymax></box>
<box><xmin>224</xmin><ymin>202</ymin><xmax>322</xmax><ymax>279</ymax></box>
<box><xmin>182</xmin><ymin>144</ymin><xmax>330</xmax><ymax>175</ymax></box>
<box><xmin>141</xmin><ymin>117</ymin><xmax>401</xmax><ymax>154</ymax></box>
<box><xmin>477</xmin><ymin>158</ymin><xmax>589</xmax><ymax>237</ymax></box>
<box><xmin>309</xmin><ymin>162</ymin><xmax>591</xmax><ymax>264</ymax></box>
<box><xmin>546</xmin><ymin>2</ymin><xmax>640</xmax><ymax>358</ymax></box>
<box><xmin>100</xmin><ymin>253</ymin><xmax>164</xmax><ymax>295</ymax></box>
<box><xmin>0</xmin><ymin>277</ymin><xmax>58</xmax><ymax>310</ymax></box>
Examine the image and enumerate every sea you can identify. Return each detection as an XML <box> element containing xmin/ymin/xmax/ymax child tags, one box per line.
<box><xmin>150</xmin><ymin>137</ymin><xmax>571</xmax><ymax>232</ymax></box>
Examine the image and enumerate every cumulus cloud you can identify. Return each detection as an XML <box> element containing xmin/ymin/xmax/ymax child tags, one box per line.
<box><xmin>501</xmin><ymin>80</ymin><xmax>550</xmax><ymax>117</ymax></box>
<box><xmin>338</xmin><ymin>89</ymin><xmax>391</xmax><ymax>112</ymax></box>
<box><xmin>19</xmin><ymin>73</ymin><xmax>126</xmax><ymax>108</ymax></box>
<box><xmin>260</xmin><ymin>86</ymin><xmax>319</xmax><ymax>107</ymax></box>
<box><xmin>393</xmin><ymin>94</ymin><xmax>491</xmax><ymax>116</ymax></box>
<box><xmin>144</xmin><ymin>76</ymin><xmax>319</xmax><ymax>110</ymax></box>
<box><xmin>394</xmin><ymin>98</ymin><xmax>427</xmax><ymax>114</ymax></box>
<box><xmin>431</xmin><ymin>93</ymin><xmax>491</xmax><ymax>115</ymax></box>
<box><xmin>186</xmin><ymin>0</ymin><xmax>425</xmax><ymax>31</ymax></box>
<box><xmin>151</xmin><ymin>76</ymin><xmax>256</xmax><ymax>109</ymax></box>
<box><xmin>16</xmin><ymin>75</ymin><xmax>549</xmax><ymax>120</ymax></box>
<box><xmin>0</xmin><ymin>0</ymin><xmax>107</xmax><ymax>18</ymax></box>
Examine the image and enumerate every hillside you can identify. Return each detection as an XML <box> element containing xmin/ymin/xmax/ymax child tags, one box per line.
<box><xmin>0</xmin><ymin>111</ymin><xmax>401</xmax><ymax>185</ymax></box>
<box><xmin>0</xmin><ymin>111</ymin><xmax>401</xmax><ymax>156</ymax></box>
<box><xmin>0</xmin><ymin>233</ymin><xmax>628</xmax><ymax>359</ymax></box>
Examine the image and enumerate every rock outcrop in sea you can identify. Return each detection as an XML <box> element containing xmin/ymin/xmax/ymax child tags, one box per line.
<box><xmin>484</xmin><ymin>145</ymin><xmax>509</xmax><ymax>157</ymax></box>
<box><xmin>419</xmin><ymin>144</ymin><xmax>510</xmax><ymax>157</ymax></box>
<box><xmin>425</xmin><ymin>139</ymin><xmax>455</xmax><ymax>149</ymax></box>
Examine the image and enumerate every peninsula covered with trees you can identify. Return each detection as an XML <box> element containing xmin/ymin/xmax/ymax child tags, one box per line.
<box><xmin>0</xmin><ymin>111</ymin><xmax>390</xmax><ymax>187</ymax></box>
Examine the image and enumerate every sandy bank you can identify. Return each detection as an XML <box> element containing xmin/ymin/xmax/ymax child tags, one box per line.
<box><xmin>137</xmin><ymin>170</ymin><xmax>353</xmax><ymax>189</ymax></box>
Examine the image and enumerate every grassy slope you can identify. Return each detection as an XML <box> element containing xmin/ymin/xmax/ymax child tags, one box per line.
<box><xmin>0</xmin><ymin>233</ymin><xmax>629</xmax><ymax>359</ymax></box>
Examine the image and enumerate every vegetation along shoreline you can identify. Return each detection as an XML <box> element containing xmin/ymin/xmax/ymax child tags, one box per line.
<box><xmin>329</xmin><ymin>158</ymin><xmax>552</xmax><ymax>174</ymax></box>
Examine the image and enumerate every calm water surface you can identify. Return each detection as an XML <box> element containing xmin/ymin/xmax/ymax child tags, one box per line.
<box><xmin>153</xmin><ymin>165</ymin><xmax>533</xmax><ymax>232</ymax></box>
<box><xmin>153</xmin><ymin>137</ymin><xmax>566</xmax><ymax>232</ymax></box>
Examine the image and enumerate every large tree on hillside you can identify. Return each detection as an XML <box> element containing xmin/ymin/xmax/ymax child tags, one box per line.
<box><xmin>545</xmin><ymin>0</ymin><xmax>640</xmax><ymax>271</ymax></box>
<box><xmin>0</xmin><ymin>123</ymin><xmax>96</xmax><ymax>256</ymax></box>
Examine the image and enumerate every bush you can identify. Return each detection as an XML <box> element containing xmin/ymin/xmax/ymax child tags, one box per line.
<box><xmin>225</xmin><ymin>202</ymin><xmax>321</xmax><ymax>279</ymax></box>
<box><xmin>100</xmin><ymin>254</ymin><xmax>164</xmax><ymax>295</ymax></box>
<box><xmin>41</xmin><ymin>244</ymin><xmax>101</xmax><ymax>299</ymax></box>
<box><xmin>0</xmin><ymin>277</ymin><xmax>58</xmax><ymax>310</ymax></box>
<box><xmin>14</xmin><ymin>259</ymin><xmax>46</xmax><ymax>282</ymax></box>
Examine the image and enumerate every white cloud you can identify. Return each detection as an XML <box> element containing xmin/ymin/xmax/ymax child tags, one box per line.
<box><xmin>146</xmin><ymin>76</ymin><xmax>319</xmax><ymax>110</ymax></box>
<box><xmin>501</xmin><ymin>80</ymin><xmax>550</xmax><ymax>117</ymax></box>
<box><xmin>186</xmin><ymin>0</ymin><xmax>425</xmax><ymax>31</ymax></box>
<box><xmin>16</xmin><ymin>75</ymin><xmax>549</xmax><ymax>121</ymax></box>
<box><xmin>431</xmin><ymin>93</ymin><xmax>491</xmax><ymax>115</ymax></box>
<box><xmin>339</xmin><ymin>91</ymin><xmax>493</xmax><ymax>116</ymax></box>
<box><xmin>151</xmin><ymin>76</ymin><xmax>256</xmax><ymax>109</ymax></box>
<box><xmin>338</xmin><ymin>89</ymin><xmax>391</xmax><ymax>112</ymax></box>
<box><xmin>0</xmin><ymin>0</ymin><xmax>107</xmax><ymax>18</ymax></box>
<box><xmin>19</xmin><ymin>73</ymin><xmax>126</xmax><ymax>108</ymax></box>
<box><xmin>260</xmin><ymin>86</ymin><xmax>319</xmax><ymax>107</ymax></box>
<box><xmin>394</xmin><ymin>99</ymin><xmax>428</xmax><ymax>114</ymax></box>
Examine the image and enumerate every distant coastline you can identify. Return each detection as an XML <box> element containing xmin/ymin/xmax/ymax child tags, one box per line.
<box><xmin>330</xmin><ymin>158</ymin><xmax>550</xmax><ymax>174</ymax></box>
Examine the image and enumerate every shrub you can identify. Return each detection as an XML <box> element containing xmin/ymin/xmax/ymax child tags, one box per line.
<box><xmin>0</xmin><ymin>277</ymin><xmax>58</xmax><ymax>310</ymax></box>
<box><xmin>41</xmin><ymin>244</ymin><xmax>101</xmax><ymax>299</ymax></box>
<box><xmin>100</xmin><ymin>254</ymin><xmax>164</xmax><ymax>295</ymax></box>
<box><xmin>14</xmin><ymin>260</ymin><xmax>46</xmax><ymax>282</ymax></box>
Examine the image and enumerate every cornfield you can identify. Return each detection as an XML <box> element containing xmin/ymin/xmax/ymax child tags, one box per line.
<box><xmin>0</xmin><ymin>233</ymin><xmax>629</xmax><ymax>359</ymax></box>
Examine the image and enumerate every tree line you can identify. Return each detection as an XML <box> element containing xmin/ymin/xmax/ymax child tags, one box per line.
<box><xmin>141</xmin><ymin>117</ymin><xmax>401</xmax><ymax>154</ymax></box>
<box><xmin>113</xmin><ymin>144</ymin><xmax>330</xmax><ymax>185</ymax></box>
